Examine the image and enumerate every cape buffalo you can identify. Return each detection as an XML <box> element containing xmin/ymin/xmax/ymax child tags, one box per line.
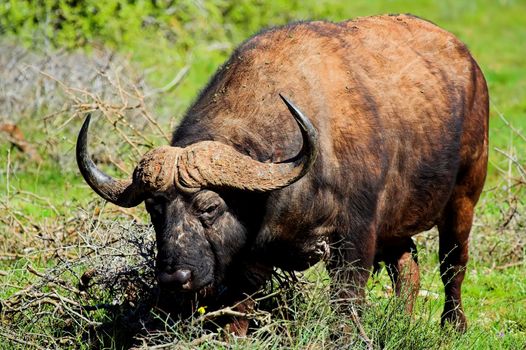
<box><xmin>77</xmin><ymin>14</ymin><xmax>488</xmax><ymax>332</ymax></box>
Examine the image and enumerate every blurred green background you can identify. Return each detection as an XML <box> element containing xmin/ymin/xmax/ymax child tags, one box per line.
<box><xmin>1</xmin><ymin>0</ymin><xmax>525</xmax><ymax>182</ymax></box>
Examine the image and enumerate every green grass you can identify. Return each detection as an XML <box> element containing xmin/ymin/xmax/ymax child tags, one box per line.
<box><xmin>1</xmin><ymin>0</ymin><xmax>525</xmax><ymax>348</ymax></box>
<box><xmin>1</xmin><ymin>153</ymin><xmax>86</xmax><ymax>220</ymax></box>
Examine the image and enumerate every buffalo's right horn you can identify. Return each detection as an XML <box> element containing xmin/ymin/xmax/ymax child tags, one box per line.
<box><xmin>76</xmin><ymin>115</ymin><xmax>146</xmax><ymax>208</ymax></box>
<box><xmin>174</xmin><ymin>94</ymin><xmax>318</xmax><ymax>192</ymax></box>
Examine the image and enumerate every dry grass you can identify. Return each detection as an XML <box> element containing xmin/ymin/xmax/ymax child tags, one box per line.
<box><xmin>0</xmin><ymin>39</ymin><xmax>182</xmax><ymax>173</ymax></box>
<box><xmin>1</xmin><ymin>214</ymin><xmax>155</xmax><ymax>348</ymax></box>
<box><xmin>0</xmin><ymin>40</ymin><xmax>175</xmax><ymax>258</ymax></box>
<box><xmin>0</xmin><ymin>208</ymin><xmax>314</xmax><ymax>348</ymax></box>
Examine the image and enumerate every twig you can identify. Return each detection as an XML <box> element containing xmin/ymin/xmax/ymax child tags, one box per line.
<box><xmin>16</xmin><ymin>190</ymin><xmax>61</xmax><ymax>216</ymax></box>
<box><xmin>192</xmin><ymin>304</ymin><xmax>270</xmax><ymax>326</ymax></box>
<box><xmin>495</xmin><ymin>106</ymin><xmax>526</xmax><ymax>144</ymax></box>
<box><xmin>0</xmin><ymin>200</ymin><xmax>31</xmax><ymax>233</ymax></box>
<box><xmin>6</xmin><ymin>148</ymin><xmax>10</xmax><ymax>198</ymax></box>
<box><xmin>0</xmin><ymin>331</ymin><xmax>46</xmax><ymax>349</ymax></box>
<box><xmin>494</xmin><ymin>147</ymin><xmax>526</xmax><ymax>181</ymax></box>
<box><xmin>494</xmin><ymin>261</ymin><xmax>524</xmax><ymax>270</ymax></box>
<box><xmin>350</xmin><ymin>305</ymin><xmax>373</xmax><ymax>350</ymax></box>
<box><xmin>144</xmin><ymin>65</ymin><xmax>189</xmax><ymax>97</ymax></box>
<box><xmin>139</xmin><ymin>333</ymin><xmax>224</xmax><ymax>350</ymax></box>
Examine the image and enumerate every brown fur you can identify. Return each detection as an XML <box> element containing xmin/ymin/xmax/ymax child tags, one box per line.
<box><xmin>171</xmin><ymin>14</ymin><xmax>488</xmax><ymax>330</ymax></box>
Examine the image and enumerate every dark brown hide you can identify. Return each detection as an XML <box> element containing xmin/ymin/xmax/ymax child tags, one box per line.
<box><xmin>172</xmin><ymin>14</ymin><xmax>488</xmax><ymax>330</ymax></box>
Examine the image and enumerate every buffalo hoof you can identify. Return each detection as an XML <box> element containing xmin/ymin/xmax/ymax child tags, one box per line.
<box><xmin>441</xmin><ymin>308</ymin><xmax>467</xmax><ymax>332</ymax></box>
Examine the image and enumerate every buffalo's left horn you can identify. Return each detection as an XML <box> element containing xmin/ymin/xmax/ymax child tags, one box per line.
<box><xmin>175</xmin><ymin>94</ymin><xmax>318</xmax><ymax>192</ymax></box>
<box><xmin>76</xmin><ymin>114</ymin><xmax>147</xmax><ymax>207</ymax></box>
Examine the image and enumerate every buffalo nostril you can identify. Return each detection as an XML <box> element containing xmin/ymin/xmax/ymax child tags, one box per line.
<box><xmin>173</xmin><ymin>269</ymin><xmax>192</xmax><ymax>284</ymax></box>
<box><xmin>157</xmin><ymin>268</ymin><xmax>193</xmax><ymax>289</ymax></box>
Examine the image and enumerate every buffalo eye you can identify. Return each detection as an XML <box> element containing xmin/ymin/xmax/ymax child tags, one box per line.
<box><xmin>198</xmin><ymin>202</ymin><xmax>223</xmax><ymax>226</ymax></box>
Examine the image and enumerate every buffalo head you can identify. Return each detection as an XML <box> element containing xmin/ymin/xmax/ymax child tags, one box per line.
<box><xmin>76</xmin><ymin>95</ymin><xmax>318</xmax><ymax>293</ymax></box>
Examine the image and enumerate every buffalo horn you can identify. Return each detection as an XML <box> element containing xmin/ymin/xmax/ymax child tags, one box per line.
<box><xmin>77</xmin><ymin>95</ymin><xmax>318</xmax><ymax>205</ymax></box>
<box><xmin>175</xmin><ymin>94</ymin><xmax>318</xmax><ymax>192</ymax></box>
<box><xmin>76</xmin><ymin>115</ymin><xmax>146</xmax><ymax>207</ymax></box>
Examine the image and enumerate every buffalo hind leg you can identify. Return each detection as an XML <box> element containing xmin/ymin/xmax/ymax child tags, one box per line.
<box><xmin>437</xmin><ymin>195</ymin><xmax>476</xmax><ymax>332</ymax></box>
<box><xmin>384</xmin><ymin>238</ymin><xmax>420</xmax><ymax>313</ymax></box>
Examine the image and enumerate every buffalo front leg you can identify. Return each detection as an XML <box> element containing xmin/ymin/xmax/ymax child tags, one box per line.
<box><xmin>384</xmin><ymin>238</ymin><xmax>420</xmax><ymax>313</ymax></box>
<box><xmin>437</xmin><ymin>196</ymin><xmax>475</xmax><ymax>332</ymax></box>
<box><xmin>222</xmin><ymin>261</ymin><xmax>272</xmax><ymax>337</ymax></box>
<box><xmin>224</xmin><ymin>299</ymin><xmax>254</xmax><ymax>337</ymax></box>
<box><xmin>327</xmin><ymin>231</ymin><xmax>375</xmax><ymax>347</ymax></box>
<box><xmin>328</xmin><ymin>232</ymin><xmax>376</xmax><ymax>309</ymax></box>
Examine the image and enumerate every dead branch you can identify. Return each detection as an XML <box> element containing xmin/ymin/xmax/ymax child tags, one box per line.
<box><xmin>350</xmin><ymin>305</ymin><xmax>374</xmax><ymax>350</ymax></box>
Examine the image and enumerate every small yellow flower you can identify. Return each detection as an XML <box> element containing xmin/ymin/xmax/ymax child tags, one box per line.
<box><xmin>197</xmin><ymin>306</ymin><xmax>207</xmax><ymax>315</ymax></box>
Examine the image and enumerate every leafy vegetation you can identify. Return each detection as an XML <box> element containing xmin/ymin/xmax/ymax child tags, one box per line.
<box><xmin>0</xmin><ymin>0</ymin><xmax>525</xmax><ymax>348</ymax></box>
